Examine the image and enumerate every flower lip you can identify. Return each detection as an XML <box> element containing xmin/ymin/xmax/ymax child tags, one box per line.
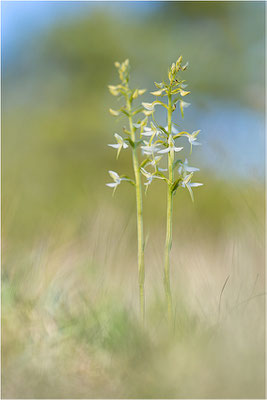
<box><xmin>108</xmin><ymin>134</ymin><xmax>129</xmax><ymax>158</ymax></box>
<box><xmin>180</xmin><ymin>172</ymin><xmax>203</xmax><ymax>201</ymax></box>
<box><xmin>106</xmin><ymin>182</ymin><xmax>118</xmax><ymax>188</ymax></box>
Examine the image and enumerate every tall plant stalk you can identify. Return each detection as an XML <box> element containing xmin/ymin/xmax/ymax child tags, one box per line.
<box><xmin>164</xmin><ymin>92</ymin><xmax>174</xmax><ymax>323</ymax></box>
<box><xmin>107</xmin><ymin>60</ymin><xmax>146</xmax><ymax>323</ymax></box>
<box><xmin>126</xmin><ymin>95</ymin><xmax>145</xmax><ymax>323</ymax></box>
<box><xmin>141</xmin><ymin>56</ymin><xmax>203</xmax><ymax>324</ymax></box>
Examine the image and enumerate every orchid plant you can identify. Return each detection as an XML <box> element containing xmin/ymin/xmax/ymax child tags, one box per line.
<box><xmin>107</xmin><ymin>59</ymin><xmax>148</xmax><ymax>323</ymax></box>
<box><xmin>140</xmin><ymin>57</ymin><xmax>203</xmax><ymax>323</ymax></box>
<box><xmin>107</xmin><ymin>57</ymin><xmax>202</xmax><ymax>325</ymax></box>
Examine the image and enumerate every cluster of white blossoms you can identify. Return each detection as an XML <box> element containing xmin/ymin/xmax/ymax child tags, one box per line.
<box><xmin>106</xmin><ymin>57</ymin><xmax>203</xmax><ymax>201</ymax></box>
<box><xmin>135</xmin><ymin>121</ymin><xmax>203</xmax><ymax>199</ymax></box>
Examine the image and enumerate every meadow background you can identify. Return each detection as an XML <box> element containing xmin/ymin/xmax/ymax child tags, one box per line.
<box><xmin>1</xmin><ymin>1</ymin><xmax>265</xmax><ymax>398</ymax></box>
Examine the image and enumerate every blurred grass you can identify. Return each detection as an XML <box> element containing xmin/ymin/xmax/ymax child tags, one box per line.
<box><xmin>2</xmin><ymin>2</ymin><xmax>265</xmax><ymax>398</ymax></box>
<box><xmin>2</xmin><ymin>203</ymin><xmax>265</xmax><ymax>398</ymax></box>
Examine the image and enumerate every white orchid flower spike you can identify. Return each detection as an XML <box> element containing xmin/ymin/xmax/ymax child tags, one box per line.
<box><xmin>108</xmin><ymin>133</ymin><xmax>128</xmax><ymax>159</ymax></box>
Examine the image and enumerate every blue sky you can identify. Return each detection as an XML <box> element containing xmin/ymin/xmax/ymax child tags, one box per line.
<box><xmin>2</xmin><ymin>1</ymin><xmax>156</xmax><ymax>62</ymax></box>
<box><xmin>2</xmin><ymin>2</ymin><xmax>92</xmax><ymax>56</ymax></box>
<box><xmin>2</xmin><ymin>1</ymin><xmax>264</xmax><ymax>181</ymax></box>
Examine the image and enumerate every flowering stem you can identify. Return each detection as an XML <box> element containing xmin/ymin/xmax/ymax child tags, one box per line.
<box><xmin>164</xmin><ymin>92</ymin><xmax>174</xmax><ymax>324</ymax></box>
<box><xmin>126</xmin><ymin>95</ymin><xmax>145</xmax><ymax>324</ymax></box>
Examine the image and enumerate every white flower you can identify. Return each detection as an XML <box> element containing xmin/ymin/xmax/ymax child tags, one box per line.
<box><xmin>141</xmin><ymin>122</ymin><xmax>161</xmax><ymax>137</ymax></box>
<box><xmin>163</xmin><ymin>125</ymin><xmax>179</xmax><ymax>135</ymax></box>
<box><xmin>141</xmin><ymin>140</ymin><xmax>160</xmax><ymax>155</ymax></box>
<box><xmin>188</xmin><ymin>130</ymin><xmax>201</xmax><ymax>146</ymax></box>
<box><xmin>178</xmin><ymin>158</ymin><xmax>200</xmax><ymax>175</ymax></box>
<box><xmin>108</xmin><ymin>133</ymin><xmax>128</xmax><ymax>158</ymax></box>
<box><xmin>140</xmin><ymin>168</ymin><xmax>164</xmax><ymax>187</ymax></box>
<box><xmin>158</xmin><ymin>135</ymin><xmax>183</xmax><ymax>154</ymax></box>
<box><xmin>141</xmin><ymin>126</ymin><xmax>160</xmax><ymax>137</ymax></box>
<box><xmin>181</xmin><ymin>130</ymin><xmax>201</xmax><ymax>154</ymax></box>
<box><xmin>180</xmin><ymin>173</ymin><xmax>203</xmax><ymax>202</ymax></box>
<box><xmin>146</xmin><ymin>156</ymin><xmax>167</xmax><ymax>172</ymax></box>
<box><xmin>106</xmin><ymin>170</ymin><xmax>128</xmax><ymax>189</ymax></box>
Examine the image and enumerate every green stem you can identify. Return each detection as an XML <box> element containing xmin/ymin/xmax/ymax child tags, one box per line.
<box><xmin>126</xmin><ymin>95</ymin><xmax>145</xmax><ymax>324</ymax></box>
<box><xmin>164</xmin><ymin>93</ymin><xmax>174</xmax><ymax>324</ymax></box>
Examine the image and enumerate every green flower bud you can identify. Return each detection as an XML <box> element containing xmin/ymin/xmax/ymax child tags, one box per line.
<box><xmin>108</xmin><ymin>85</ymin><xmax>120</xmax><ymax>96</ymax></box>
<box><xmin>132</xmin><ymin>89</ymin><xmax>139</xmax><ymax>99</ymax></box>
<box><xmin>176</xmin><ymin>56</ymin><xmax>183</xmax><ymax>71</ymax></box>
<box><xmin>176</xmin><ymin>55</ymin><xmax>183</xmax><ymax>65</ymax></box>
<box><xmin>109</xmin><ymin>108</ymin><xmax>120</xmax><ymax>116</ymax></box>
<box><xmin>138</xmin><ymin>89</ymin><xmax>146</xmax><ymax>96</ymax></box>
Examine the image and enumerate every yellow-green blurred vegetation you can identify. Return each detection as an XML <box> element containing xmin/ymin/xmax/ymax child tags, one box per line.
<box><xmin>2</xmin><ymin>2</ymin><xmax>265</xmax><ymax>398</ymax></box>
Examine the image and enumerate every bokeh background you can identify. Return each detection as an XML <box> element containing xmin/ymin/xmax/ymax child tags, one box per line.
<box><xmin>2</xmin><ymin>1</ymin><xmax>265</xmax><ymax>398</ymax></box>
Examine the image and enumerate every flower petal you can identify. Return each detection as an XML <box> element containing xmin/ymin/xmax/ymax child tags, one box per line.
<box><xmin>186</xmin><ymin>166</ymin><xmax>200</xmax><ymax>172</ymax></box>
<box><xmin>106</xmin><ymin>183</ymin><xmax>117</xmax><ymax>187</ymax></box>
<box><xmin>114</xmin><ymin>133</ymin><xmax>123</xmax><ymax>143</ymax></box>
<box><xmin>186</xmin><ymin>183</ymin><xmax>194</xmax><ymax>202</ymax></box>
<box><xmin>108</xmin><ymin>170</ymin><xmax>120</xmax><ymax>180</ymax></box>
<box><xmin>164</xmin><ymin>125</ymin><xmax>179</xmax><ymax>134</ymax></box>
<box><xmin>141</xmin><ymin>129</ymin><xmax>154</xmax><ymax>136</ymax></box>
<box><xmin>190</xmin><ymin>183</ymin><xmax>203</xmax><ymax>187</ymax></box>
<box><xmin>158</xmin><ymin>147</ymin><xmax>170</xmax><ymax>154</ymax></box>
<box><xmin>142</xmin><ymin>102</ymin><xmax>154</xmax><ymax>111</ymax></box>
